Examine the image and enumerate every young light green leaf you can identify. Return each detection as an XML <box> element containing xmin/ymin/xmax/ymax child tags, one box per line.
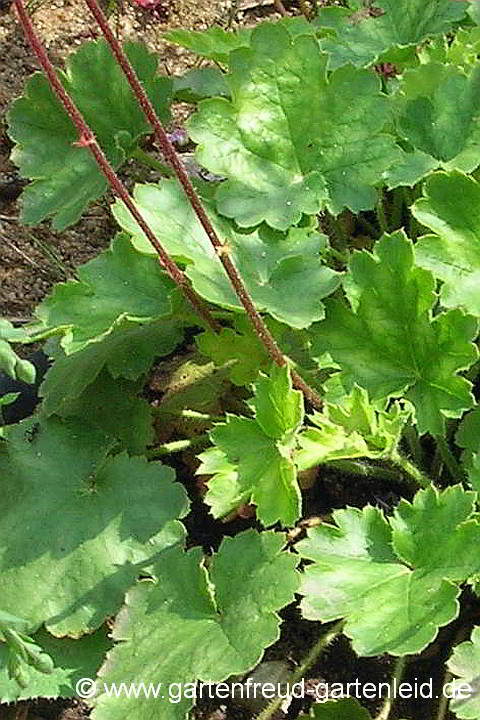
<box><xmin>187</xmin><ymin>23</ymin><xmax>401</xmax><ymax>227</ymax></box>
<box><xmin>309</xmin><ymin>231</ymin><xmax>478</xmax><ymax>435</ymax></box>
<box><xmin>253</xmin><ymin>362</ymin><xmax>304</xmax><ymax>439</ymax></box>
<box><xmin>0</xmin><ymin>627</ymin><xmax>111</xmax><ymax>702</ymax></box>
<box><xmin>7</xmin><ymin>41</ymin><xmax>172</xmax><ymax>230</ymax></box>
<box><xmin>447</xmin><ymin>626</ymin><xmax>480</xmax><ymax>719</ymax></box>
<box><xmin>320</xmin><ymin>0</ymin><xmax>468</xmax><ymax>70</ymax></box>
<box><xmin>0</xmin><ymin>416</ymin><xmax>189</xmax><ymax>635</ymax></box>
<box><xmin>36</xmin><ymin>233</ymin><xmax>175</xmax><ymax>353</ymax></box>
<box><xmin>298</xmin><ymin>485</ymin><xmax>480</xmax><ymax>656</ymax></box>
<box><xmin>112</xmin><ymin>180</ymin><xmax>341</xmax><ymax>329</ymax></box>
<box><xmin>412</xmin><ymin>172</ymin><xmax>480</xmax><ymax>315</ymax></box>
<box><xmin>420</xmin><ymin>27</ymin><xmax>480</xmax><ymax>70</ymax></box>
<box><xmin>385</xmin><ymin>64</ymin><xmax>480</xmax><ymax>188</ymax></box>
<box><xmin>198</xmin><ymin>365</ymin><xmax>303</xmax><ymax>526</ymax></box>
<box><xmin>92</xmin><ymin>530</ymin><xmax>299</xmax><ymax>720</ymax></box>
<box><xmin>296</xmin><ymin>386</ymin><xmax>411</xmax><ymax>470</ymax></box>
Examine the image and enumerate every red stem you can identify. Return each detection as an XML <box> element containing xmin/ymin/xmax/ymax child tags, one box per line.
<box><xmin>82</xmin><ymin>0</ymin><xmax>323</xmax><ymax>410</ymax></box>
<box><xmin>13</xmin><ymin>0</ymin><xmax>220</xmax><ymax>334</ymax></box>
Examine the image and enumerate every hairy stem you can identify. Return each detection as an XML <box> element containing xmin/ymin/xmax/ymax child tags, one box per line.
<box><xmin>390</xmin><ymin>450</ymin><xmax>431</xmax><ymax>488</ymax></box>
<box><xmin>403</xmin><ymin>422</ymin><xmax>426</xmax><ymax>470</ymax></box>
<box><xmin>390</xmin><ymin>187</ymin><xmax>404</xmax><ymax>231</ymax></box>
<box><xmin>13</xmin><ymin>0</ymin><xmax>220</xmax><ymax>333</ymax></box>
<box><xmin>82</xmin><ymin>0</ymin><xmax>323</xmax><ymax>410</ymax></box>
<box><xmin>375</xmin><ymin>656</ymin><xmax>407</xmax><ymax>720</ymax></box>
<box><xmin>435</xmin><ymin>435</ymin><xmax>465</xmax><ymax>483</ymax></box>
<box><xmin>327</xmin><ymin>459</ymin><xmax>403</xmax><ymax>485</ymax></box>
<box><xmin>376</xmin><ymin>190</ymin><xmax>388</xmax><ymax>234</ymax></box>
<box><xmin>256</xmin><ymin>620</ymin><xmax>344</xmax><ymax>720</ymax></box>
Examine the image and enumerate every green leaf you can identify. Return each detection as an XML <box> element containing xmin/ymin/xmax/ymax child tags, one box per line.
<box><xmin>0</xmin><ymin>392</ymin><xmax>20</xmax><ymax>408</ymax></box>
<box><xmin>0</xmin><ymin>416</ymin><xmax>189</xmax><ymax>634</ymax></box>
<box><xmin>412</xmin><ymin>172</ymin><xmax>480</xmax><ymax>315</ymax></box>
<box><xmin>91</xmin><ymin>529</ymin><xmax>299</xmax><ymax>720</ymax></box>
<box><xmin>0</xmin><ymin>627</ymin><xmax>111</xmax><ymax>702</ymax></box>
<box><xmin>187</xmin><ymin>23</ymin><xmax>401</xmax><ymax>228</ymax></box>
<box><xmin>112</xmin><ymin>180</ymin><xmax>341</xmax><ymax>329</ymax></box>
<box><xmin>56</xmin><ymin>369</ymin><xmax>153</xmax><ymax>454</ymax></box>
<box><xmin>383</xmin><ymin>150</ymin><xmax>439</xmax><ymax>190</ymax></box>
<box><xmin>301</xmin><ymin>697</ymin><xmax>372</xmax><ymax>719</ymax></box>
<box><xmin>298</xmin><ymin>485</ymin><xmax>480</xmax><ymax>656</ymax></box>
<box><xmin>162</xmin><ymin>26</ymin><xmax>252</xmax><ymax>64</ymax></box>
<box><xmin>320</xmin><ymin>0</ymin><xmax>468</xmax><ymax>70</ymax></box>
<box><xmin>196</xmin><ymin>315</ymin><xmax>270</xmax><ymax>386</ymax></box>
<box><xmin>36</xmin><ymin>233</ymin><xmax>175</xmax><ymax>353</ymax></box>
<box><xmin>7</xmin><ymin>40</ymin><xmax>172</xmax><ymax>229</ymax></box>
<box><xmin>296</xmin><ymin>386</ymin><xmax>411</xmax><ymax>470</ymax></box>
<box><xmin>386</xmin><ymin>64</ymin><xmax>480</xmax><ymax>187</ymax></box>
<box><xmin>40</xmin><ymin>315</ymin><xmax>183</xmax><ymax>416</ymax></box>
<box><xmin>198</xmin><ymin>365</ymin><xmax>304</xmax><ymax>526</ymax></box>
<box><xmin>309</xmin><ymin>231</ymin><xmax>478</xmax><ymax>435</ymax></box>
<box><xmin>455</xmin><ymin>409</ymin><xmax>480</xmax><ymax>491</ymax></box>
<box><xmin>447</xmin><ymin>626</ymin><xmax>480</xmax><ymax>719</ymax></box>
<box><xmin>470</xmin><ymin>1</ymin><xmax>480</xmax><ymax>26</ymax></box>
<box><xmin>173</xmin><ymin>67</ymin><xmax>230</xmax><ymax>102</ymax></box>
<box><xmin>154</xmin><ymin>352</ymin><xmax>232</xmax><ymax>415</ymax></box>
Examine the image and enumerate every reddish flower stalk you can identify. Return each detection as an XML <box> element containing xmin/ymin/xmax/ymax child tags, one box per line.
<box><xmin>83</xmin><ymin>0</ymin><xmax>323</xmax><ymax>410</ymax></box>
<box><xmin>13</xmin><ymin>0</ymin><xmax>220</xmax><ymax>334</ymax></box>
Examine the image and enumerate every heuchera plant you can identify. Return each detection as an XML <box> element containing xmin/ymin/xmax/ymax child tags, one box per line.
<box><xmin>2</xmin><ymin>0</ymin><xmax>480</xmax><ymax>718</ymax></box>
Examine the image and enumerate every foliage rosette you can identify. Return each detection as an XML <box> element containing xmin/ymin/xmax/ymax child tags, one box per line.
<box><xmin>295</xmin><ymin>385</ymin><xmax>411</xmax><ymax>470</ymax></box>
<box><xmin>187</xmin><ymin>23</ymin><xmax>401</xmax><ymax>228</ymax></box>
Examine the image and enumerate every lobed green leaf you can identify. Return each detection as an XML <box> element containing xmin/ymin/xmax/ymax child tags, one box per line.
<box><xmin>7</xmin><ymin>40</ymin><xmax>172</xmax><ymax>229</ymax></box>
<box><xmin>412</xmin><ymin>172</ymin><xmax>480</xmax><ymax>316</ymax></box>
<box><xmin>0</xmin><ymin>417</ymin><xmax>189</xmax><ymax>635</ymax></box>
<box><xmin>91</xmin><ymin>530</ymin><xmax>299</xmax><ymax>720</ymax></box>
<box><xmin>298</xmin><ymin>485</ymin><xmax>480</xmax><ymax>656</ymax></box>
<box><xmin>309</xmin><ymin>231</ymin><xmax>478</xmax><ymax>435</ymax></box>
<box><xmin>188</xmin><ymin>23</ymin><xmax>401</xmax><ymax>228</ymax></box>
<box><xmin>112</xmin><ymin>180</ymin><xmax>341</xmax><ymax>329</ymax></box>
<box><xmin>319</xmin><ymin>0</ymin><xmax>468</xmax><ymax>70</ymax></box>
